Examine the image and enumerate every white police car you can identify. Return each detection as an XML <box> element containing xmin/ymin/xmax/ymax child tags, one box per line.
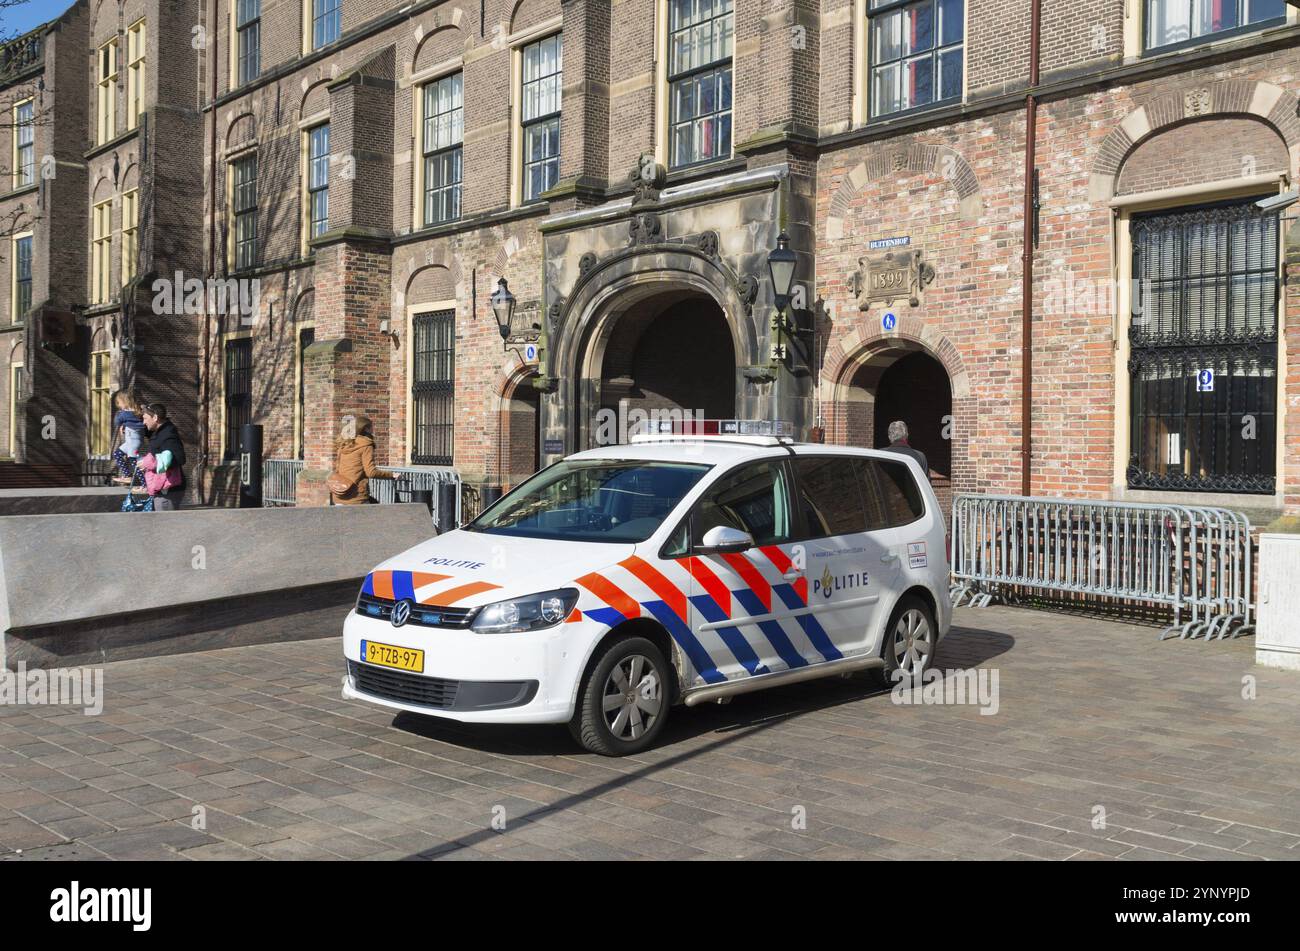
<box><xmin>342</xmin><ymin>421</ymin><xmax>950</xmax><ymax>756</ymax></box>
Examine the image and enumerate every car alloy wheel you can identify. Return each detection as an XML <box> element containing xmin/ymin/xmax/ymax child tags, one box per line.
<box><xmin>892</xmin><ymin>607</ymin><xmax>933</xmax><ymax>677</ymax></box>
<box><xmin>601</xmin><ymin>653</ymin><xmax>663</xmax><ymax>741</ymax></box>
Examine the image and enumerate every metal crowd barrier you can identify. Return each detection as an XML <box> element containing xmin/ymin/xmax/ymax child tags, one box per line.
<box><xmin>262</xmin><ymin>459</ymin><xmax>464</xmax><ymax>532</ymax></box>
<box><xmin>369</xmin><ymin>465</ymin><xmax>462</xmax><ymax>532</ymax></box>
<box><xmin>950</xmin><ymin>494</ymin><xmax>1253</xmax><ymax>640</ymax></box>
<box><xmin>262</xmin><ymin>459</ymin><xmax>304</xmax><ymax>506</ymax></box>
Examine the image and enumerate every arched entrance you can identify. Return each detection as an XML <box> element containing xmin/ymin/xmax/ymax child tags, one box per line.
<box><xmin>867</xmin><ymin>351</ymin><xmax>952</xmax><ymax>479</ymax></box>
<box><xmin>829</xmin><ymin>335</ymin><xmax>962</xmax><ymax>519</ymax></box>
<box><xmin>580</xmin><ymin>287</ymin><xmax>736</xmax><ymax>447</ymax></box>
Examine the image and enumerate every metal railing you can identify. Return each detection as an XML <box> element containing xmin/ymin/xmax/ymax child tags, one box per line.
<box><xmin>370</xmin><ymin>465</ymin><xmax>462</xmax><ymax>532</ymax></box>
<box><xmin>261</xmin><ymin>459</ymin><xmax>464</xmax><ymax>533</ymax></box>
<box><xmin>950</xmin><ymin>494</ymin><xmax>1253</xmax><ymax>640</ymax></box>
<box><xmin>262</xmin><ymin>459</ymin><xmax>304</xmax><ymax>506</ymax></box>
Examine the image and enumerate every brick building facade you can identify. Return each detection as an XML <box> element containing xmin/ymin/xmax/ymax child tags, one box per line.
<box><xmin>0</xmin><ymin>0</ymin><xmax>203</xmax><ymax>483</ymax></box>
<box><xmin>5</xmin><ymin>0</ymin><xmax>1299</xmax><ymax>521</ymax></box>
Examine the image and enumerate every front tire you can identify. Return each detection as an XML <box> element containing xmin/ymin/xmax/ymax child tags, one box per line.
<box><xmin>569</xmin><ymin>636</ymin><xmax>671</xmax><ymax>756</ymax></box>
<box><xmin>869</xmin><ymin>595</ymin><xmax>937</xmax><ymax>689</ymax></box>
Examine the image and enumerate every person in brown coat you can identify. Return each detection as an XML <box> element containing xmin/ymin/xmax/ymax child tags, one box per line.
<box><xmin>330</xmin><ymin>415</ymin><xmax>388</xmax><ymax>504</ymax></box>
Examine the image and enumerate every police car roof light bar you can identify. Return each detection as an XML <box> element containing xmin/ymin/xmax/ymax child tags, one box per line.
<box><xmin>626</xmin><ymin>418</ymin><xmax>795</xmax><ymax>445</ymax></box>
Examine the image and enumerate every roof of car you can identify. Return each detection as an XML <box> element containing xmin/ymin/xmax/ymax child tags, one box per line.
<box><xmin>565</xmin><ymin>438</ymin><xmax>913</xmax><ymax>467</ymax></box>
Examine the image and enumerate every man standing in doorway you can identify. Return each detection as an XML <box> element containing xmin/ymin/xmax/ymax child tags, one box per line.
<box><xmin>883</xmin><ymin>420</ymin><xmax>929</xmax><ymax>480</ymax></box>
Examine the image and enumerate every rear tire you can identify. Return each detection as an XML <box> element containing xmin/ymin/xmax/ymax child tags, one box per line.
<box><xmin>569</xmin><ymin>636</ymin><xmax>671</xmax><ymax>756</ymax></box>
<box><xmin>869</xmin><ymin>595</ymin><xmax>937</xmax><ymax>689</ymax></box>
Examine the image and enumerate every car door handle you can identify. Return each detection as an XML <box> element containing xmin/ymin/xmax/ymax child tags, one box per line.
<box><xmin>782</xmin><ymin>570</ymin><xmax>801</xmax><ymax>581</ymax></box>
<box><xmin>880</xmin><ymin>552</ymin><xmax>899</xmax><ymax>564</ymax></box>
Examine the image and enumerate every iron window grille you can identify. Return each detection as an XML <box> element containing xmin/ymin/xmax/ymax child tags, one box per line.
<box><xmin>1127</xmin><ymin>198</ymin><xmax>1279</xmax><ymax>494</ymax></box>
<box><xmin>667</xmin><ymin>0</ymin><xmax>733</xmax><ymax>169</ymax></box>
<box><xmin>224</xmin><ymin>338</ymin><xmax>253</xmax><ymax>461</ymax></box>
<box><xmin>868</xmin><ymin>0</ymin><xmax>964</xmax><ymax>120</ymax></box>
<box><xmin>422</xmin><ymin>73</ymin><xmax>463</xmax><ymax>226</ymax></box>
<box><xmin>308</xmin><ymin>123</ymin><xmax>330</xmax><ymax>239</ymax></box>
<box><xmin>232</xmin><ymin>154</ymin><xmax>258</xmax><ymax>272</ymax></box>
<box><xmin>521</xmin><ymin>34</ymin><xmax>562</xmax><ymax>202</ymax></box>
<box><xmin>237</xmin><ymin>0</ymin><xmax>260</xmax><ymax>85</ymax></box>
<box><xmin>312</xmin><ymin>0</ymin><xmax>342</xmax><ymax>50</ymax></box>
<box><xmin>1144</xmin><ymin>0</ymin><xmax>1286</xmax><ymax>54</ymax></box>
<box><xmin>411</xmin><ymin>310</ymin><xmax>454</xmax><ymax>466</ymax></box>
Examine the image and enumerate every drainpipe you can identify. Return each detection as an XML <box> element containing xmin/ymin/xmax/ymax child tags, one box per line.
<box><xmin>1020</xmin><ymin>0</ymin><xmax>1041</xmax><ymax>497</ymax></box>
<box><xmin>200</xmin><ymin>0</ymin><xmax>219</xmax><ymax>505</ymax></box>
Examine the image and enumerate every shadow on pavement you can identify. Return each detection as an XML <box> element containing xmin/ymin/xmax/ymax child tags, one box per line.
<box><xmin>390</xmin><ymin>625</ymin><xmax>1014</xmax><ymax>859</ymax></box>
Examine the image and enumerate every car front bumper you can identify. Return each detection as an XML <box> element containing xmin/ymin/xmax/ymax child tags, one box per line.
<box><xmin>341</xmin><ymin>609</ymin><xmax>598</xmax><ymax>724</ymax></box>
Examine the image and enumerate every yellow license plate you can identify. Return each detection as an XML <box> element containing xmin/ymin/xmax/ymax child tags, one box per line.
<box><xmin>361</xmin><ymin>639</ymin><xmax>424</xmax><ymax>673</ymax></box>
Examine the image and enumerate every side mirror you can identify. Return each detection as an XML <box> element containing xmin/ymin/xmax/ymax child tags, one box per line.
<box><xmin>698</xmin><ymin>525</ymin><xmax>754</xmax><ymax>554</ymax></box>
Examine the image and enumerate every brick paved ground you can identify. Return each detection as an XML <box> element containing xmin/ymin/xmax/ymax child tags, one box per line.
<box><xmin>2</xmin><ymin>606</ymin><xmax>1299</xmax><ymax>861</ymax></box>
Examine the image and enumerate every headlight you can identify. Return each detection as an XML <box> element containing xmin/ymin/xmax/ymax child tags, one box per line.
<box><xmin>471</xmin><ymin>588</ymin><xmax>580</xmax><ymax>634</ymax></box>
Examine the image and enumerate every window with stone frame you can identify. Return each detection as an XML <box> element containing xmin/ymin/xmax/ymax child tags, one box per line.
<box><xmin>91</xmin><ymin>199</ymin><xmax>112</xmax><ymax>304</ymax></box>
<box><xmin>667</xmin><ymin>0</ymin><xmax>733</xmax><ymax>169</ymax></box>
<box><xmin>13</xmin><ymin>98</ymin><xmax>34</xmax><ymax>187</ymax></box>
<box><xmin>96</xmin><ymin>37</ymin><xmax>118</xmax><ymax>145</ymax></box>
<box><xmin>12</xmin><ymin>234</ymin><xmax>31</xmax><ymax>322</ymax></box>
<box><xmin>126</xmin><ymin>19</ymin><xmax>145</xmax><ymax>130</ymax></box>
<box><xmin>236</xmin><ymin>0</ymin><xmax>261</xmax><ymax>86</ymax></box>
<box><xmin>1127</xmin><ymin>198</ymin><xmax>1279</xmax><ymax>494</ymax></box>
<box><xmin>231</xmin><ymin>153</ymin><xmax>258</xmax><ymax>272</ymax></box>
<box><xmin>868</xmin><ymin>0</ymin><xmax>964</xmax><ymax>119</ymax></box>
<box><xmin>411</xmin><ymin>309</ymin><xmax>454</xmax><ymax>466</ymax></box>
<box><xmin>89</xmin><ymin>350</ymin><xmax>112</xmax><ymax>457</ymax></box>
<box><xmin>520</xmin><ymin>33</ymin><xmax>562</xmax><ymax>202</ymax></box>
<box><xmin>311</xmin><ymin>0</ymin><xmax>342</xmax><ymax>51</ymax></box>
<box><xmin>422</xmin><ymin>72</ymin><xmax>463</xmax><ymax>226</ymax></box>
<box><xmin>1144</xmin><ymin>0</ymin><xmax>1286</xmax><ymax>54</ymax></box>
<box><xmin>122</xmin><ymin>190</ymin><xmax>138</xmax><ymax>282</ymax></box>
<box><xmin>307</xmin><ymin>123</ymin><xmax>330</xmax><ymax>240</ymax></box>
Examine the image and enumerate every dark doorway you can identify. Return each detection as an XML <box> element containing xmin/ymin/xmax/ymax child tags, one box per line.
<box><xmin>505</xmin><ymin>380</ymin><xmax>541</xmax><ymax>487</ymax></box>
<box><xmin>596</xmin><ymin>294</ymin><xmax>735</xmax><ymax>438</ymax></box>
<box><xmin>871</xmin><ymin>351</ymin><xmax>951</xmax><ymax>479</ymax></box>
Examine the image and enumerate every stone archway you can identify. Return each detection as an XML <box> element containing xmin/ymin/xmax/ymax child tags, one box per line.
<box><xmin>548</xmin><ymin>246</ymin><xmax>759</xmax><ymax>454</ymax></box>
<box><xmin>587</xmin><ymin>291</ymin><xmax>735</xmax><ymax>447</ymax></box>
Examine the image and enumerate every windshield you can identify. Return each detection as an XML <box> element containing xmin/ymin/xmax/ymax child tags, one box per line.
<box><xmin>468</xmin><ymin>459</ymin><xmax>711</xmax><ymax>543</ymax></box>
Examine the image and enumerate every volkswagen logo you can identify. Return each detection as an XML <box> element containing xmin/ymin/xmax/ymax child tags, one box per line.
<box><xmin>390</xmin><ymin>599</ymin><xmax>414</xmax><ymax>628</ymax></box>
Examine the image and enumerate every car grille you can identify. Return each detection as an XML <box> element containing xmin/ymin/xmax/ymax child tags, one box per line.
<box><xmin>348</xmin><ymin>660</ymin><xmax>459</xmax><ymax>709</ymax></box>
<box><xmin>355</xmin><ymin>593</ymin><xmax>477</xmax><ymax>629</ymax></box>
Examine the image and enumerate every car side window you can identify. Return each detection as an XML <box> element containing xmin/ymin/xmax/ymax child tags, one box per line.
<box><xmin>691</xmin><ymin>460</ymin><xmax>792</xmax><ymax>547</ymax></box>
<box><xmin>857</xmin><ymin>458</ymin><xmax>925</xmax><ymax>529</ymax></box>
<box><xmin>793</xmin><ymin>456</ymin><xmax>868</xmax><ymax>539</ymax></box>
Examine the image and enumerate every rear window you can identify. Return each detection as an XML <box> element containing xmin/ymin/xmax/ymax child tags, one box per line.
<box><xmin>857</xmin><ymin>458</ymin><xmax>925</xmax><ymax>529</ymax></box>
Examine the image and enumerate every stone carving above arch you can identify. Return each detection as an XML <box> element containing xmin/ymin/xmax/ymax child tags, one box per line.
<box><xmin>1090</xmin><ymin>80</ymin><xmax>1300</xmax><ymax>201</ymax></box>
<box><xmin>825</xmin><ymin>143</ymin><xmax>983</xmax><ymax>241</ymax></box>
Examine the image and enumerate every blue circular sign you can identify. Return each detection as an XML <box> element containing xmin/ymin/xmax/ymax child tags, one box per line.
<box><xmin>882</xmin><ymin>312</ymin><xmax>897</xmax><ymax>332</ymax></box>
